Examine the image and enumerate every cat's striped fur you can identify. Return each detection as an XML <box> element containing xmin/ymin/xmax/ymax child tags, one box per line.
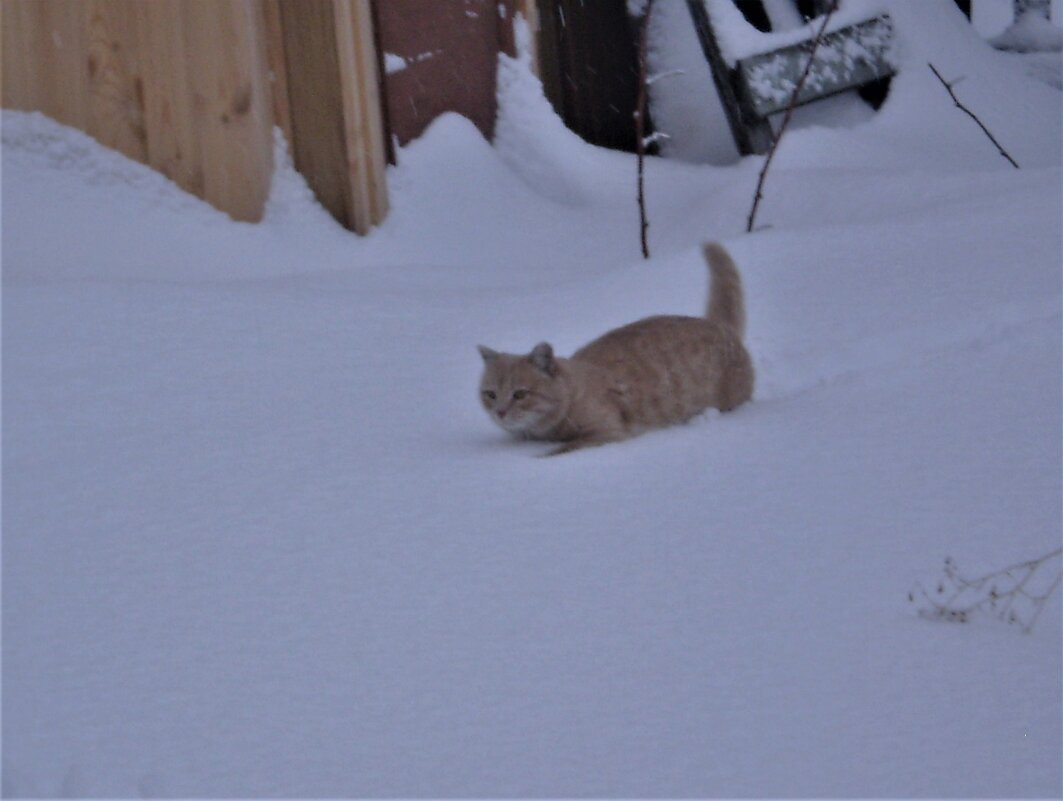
<box><xmin>478</xmin><ymin>242</ymin><xmax>753</xmax><ymax>455</ymax></box>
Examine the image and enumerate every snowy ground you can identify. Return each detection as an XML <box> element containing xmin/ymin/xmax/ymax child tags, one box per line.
<box><xmin>3</xmin><ymin>1</ymin><xmax>1061</xmax><ymax>797</ymax></box>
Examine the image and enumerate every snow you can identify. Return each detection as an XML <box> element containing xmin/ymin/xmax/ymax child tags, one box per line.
<box><xmin>703</xmin><ymin>0</ymin><xmax>892</xmax><ymax>66</ymax></box>
<box><xmin>384</xmin><ymin>52</ymin><xmax>408</xmax><ymax>75</ymax></box>
<box><xmin>991</xmin><ymin>8</ymin><xmax>1063</xmax><ymax>51</ymax></box>
<box><xmin>2</xmin><ymin>1</ymin><xmax>1061</xmax><ymax>796</ymax></box>
<box><xmin>649</xmin><ymin>0</ymin><xmax>1063</xmax><ymax>165</ymax></box>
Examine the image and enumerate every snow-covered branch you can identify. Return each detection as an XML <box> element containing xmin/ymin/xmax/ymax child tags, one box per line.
<box><xmin>910</xmin><ymin>548</ymin><xmax>1062</xmax><ymax>633</ymax></box>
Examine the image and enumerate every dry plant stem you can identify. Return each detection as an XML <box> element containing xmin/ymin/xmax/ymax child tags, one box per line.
<box><xmin>912</xmin><ymin>547</ymin><xmax>1061</xmax><ymax>633</ymax></box>
<box><xmin>746</xmin><ymin>0</ymin><xmax>839</xmax><ymax>233</ymax></box>
<box><xmin>928</xmin><ymin>62</ymin><xmax>1020</xmax><ymax>169</ymax></box>
<box><xmin>635</xmin><ymin>0</ymin><xmax>656</xmax><ymax>259</ymax></box>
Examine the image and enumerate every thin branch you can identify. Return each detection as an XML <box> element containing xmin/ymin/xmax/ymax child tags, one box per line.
<box><xmin>910</xmin><ymin>547</ymin><xmax>1061</xmax><ymax>633</ymax></box>
<box><xmin>635</xmin><ymin>0</ymin><xmax>656</xmax><ymax>259</ymax></box>
<box><xmin>747</xmin><ymin>1</ymin><xmax>839</xmax><ymax>233</ymax></box>
<box><xmin>928</xmin><ymin>62</ymin><xmax>1020</xmax><ymax>169</ymax></box>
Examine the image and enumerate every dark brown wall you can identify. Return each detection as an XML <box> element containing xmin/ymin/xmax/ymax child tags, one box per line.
<box><xmin>375</xmin><ymin>0</ymin><xmax>518</xmax><ymax>145</ymax></box>
<box><xmin>535</xmin><ymin>0</ymin><xmax>642</xmax><ymax>153</ymax></box>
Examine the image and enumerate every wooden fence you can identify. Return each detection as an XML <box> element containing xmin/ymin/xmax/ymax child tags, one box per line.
<box><xmin>1</xmin><ymin>0</ymin><xmax>389</xmax><ymax>233</ymax></box>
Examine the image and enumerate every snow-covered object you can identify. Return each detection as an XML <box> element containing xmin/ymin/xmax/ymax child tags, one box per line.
<box><xmin>383</xmin><ymin>52</ymin><xmax>407</xmax><ymax>74</ymax></box>
<box><xmin>738</xmin><ymin>13</ymin><xmax>895</xmax><ymax>117</ymax></box>
<box><xmin>649</xmin><ymin>0</ymin><xmax>1062</xmax><ymax>165</ymax></box>
<box><xmin>702</xmin><ymin>0</ymin><xmax>891</xmax><ymax>66</ymax></box>
<box><xmin>990</xmin><ymin>9</ymin><xmax>1063</xmax><ymax>51</ymax></box>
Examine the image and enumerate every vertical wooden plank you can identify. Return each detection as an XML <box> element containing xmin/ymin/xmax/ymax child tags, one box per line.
<box><xmin>261</xmin><ymin>0</ymin><xmax>294</xmax><ymax>150</ymax></box>
<box><xmin>279</xmin><ymin>0</ymin><xmax>388</xmax><ymax>234</ymax></box>
<box><xmin>335</xmin><ymin>0</ymin><xmax>389</xmax><ymax>231</ymax></box>
<box><xmin>13</xmin><ymin>0</ymin><xmax>91</xmax><ymax>129</ymax></box>
<box><xmin>1</xmin><ymin>1</ymin><xmax>33</xmax><ymax>109</ymax></box>
<box><xmin>534</xmin><ymin>0</ymin><xmax>642</xmax><ymax>152</ymax></box>
<box><xmin>134</xmin><ymin>0</ymin><xmax>205</xmax><ymax>198</ymax></box>
<box><xmin>84</xmin><ymin>0</ymin><xmax>148</xmax><ymax>163</ymax></box>
<box><xmin>181</xmin><ymin>0</ymin><xmax>273</xmax><ymax>222</ymax></box>
<box><xmin>278</xmin><ymin>0</ymin><xmax>352</xmax><ymax>225</ymax></box>
<box><xmin>368</xmin><ymin>0</ymin><xmax>396</xmax><ymax>166</ymax></box>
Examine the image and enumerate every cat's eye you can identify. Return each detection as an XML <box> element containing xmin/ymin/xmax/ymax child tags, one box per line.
<box><xmin>512</xmin><ymin>389</ymin><xmax>529</xmax><ymax>400</ymax></box>
<box><xmin>482</xmin><ymin>390</ymin><xmax>496</xmax><ymax>401</ymax></box>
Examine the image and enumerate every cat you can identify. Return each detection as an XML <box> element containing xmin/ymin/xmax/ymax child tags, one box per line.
<box><xmin>477</xmin><ymin>242</ymin><xmax>754</xmax><ymax>455</ymax></box>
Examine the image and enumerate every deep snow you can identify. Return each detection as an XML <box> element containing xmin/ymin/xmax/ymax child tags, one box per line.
<box><xmin>2</xmin><ymin>1</ymin><xmax>1061</xmax><ymax>797</ymax></box>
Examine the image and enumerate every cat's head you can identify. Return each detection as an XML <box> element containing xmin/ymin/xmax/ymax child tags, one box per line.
<box><xmin>477</xmin><ymin>342</ymin><xmax>565</xmax><ymax>436</ymax></box>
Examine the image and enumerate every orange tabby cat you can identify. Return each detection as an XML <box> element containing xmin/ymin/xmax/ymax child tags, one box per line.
<box><xmin>478</xmin><ymin>242</ymin><xmax>753</xmax><ymax>455</ymax></box>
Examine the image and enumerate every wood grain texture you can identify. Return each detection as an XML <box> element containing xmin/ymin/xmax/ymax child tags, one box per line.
<box><xmin>2</xmin><ymin>0</ymin><xmax>390</xmax><ymax>230</ymax></box>
<box><xmin>261</xmin><ymin>0</ymin><xmax>294</xmax><ymax>150</ymax></box>
<box><xmin>1</xmin><ymin>2</ymin><xmax>35</xmax><ymax>110</ymax></box>
<box><xmin>181</xmin><ymin>0</ymin><xmax>273</xmax><ymax>222</ymax></box>
<box><xmin>133</xmin><ymin>0</ymin><xmax>204</xmax><ymax>198</ymax></box>
<box><xmin>85</xmin><ymin>0</ymin><xmax>147</xmax><ymax>163</ymax></box>
<box><xmin>279</xmin><ymin>0</ymin><xmax>388</xmax><ymax>234</ymax></box>
<box><xmin>2</xmin><ymin>0</ymin><xmax>273</xmax><ymax>222</ymax></box>
<box><xmin>335</xmin><ymin>0</ymin><xmax>388</xmax><ymax>230</ymax></box>
<box><xmin>279</xmin><ymin>0</ymin><xmax>352</xmax><ymax>226</ymax></box>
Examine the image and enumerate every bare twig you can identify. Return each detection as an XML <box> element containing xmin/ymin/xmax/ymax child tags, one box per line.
<box><xmin>928</xmin><ymin>62</ymin><xmax>1020</xmax><ymax>169</ymax></box>
<box><xmin>635</xmin><ymin>0</ymin><xmax>656</xmax><ymax>259</ymax></box>
<box><xmin>747</xmin><ymin>0</ymin><xmax>839</xmax><ymax>233</ymax></box>
<box><xmin>909</xmin><ymin>547</ymin><xmax>1062</xmax><ymax>633</ymax></box>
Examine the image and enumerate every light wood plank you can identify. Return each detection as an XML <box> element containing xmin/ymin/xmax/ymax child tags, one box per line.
<box><xmin>1</xmin><ymin>1</ymin><xmax>34</xmax><ymax>109</ymax></box>
<box><xmin>133</xmin><ymin>0</ymin><xmax>204</xmax><ymax>197</ymax></box>
<box><xmin>335</xmin><ymin>0</ymin><xmax>389</xmax><ymax>232</ymax></box>
<box><xmin>181</xmin><ymin>0</ymin><xmax>273</xmax><ymax>222</ymax></box>
<box><xmin>261</xmin><ymin>0</ymin><xmax>294</xmax><ymax>151</ymax></box>
<box><xmin>22</xmin><ymin>0</ymin><xmax>91</xmax><ymax>129</ymax></box>
<box><xmin>278</xmin><ymin>0</ymin><xmax>352</xmax><ymax>225</ymax></box>
<box><xmin>85</xmin><ymin>0</ymin><xmax>148</xmax><ymax>163</ymax></box>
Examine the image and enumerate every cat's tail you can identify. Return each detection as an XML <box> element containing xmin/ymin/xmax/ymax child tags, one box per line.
<box><xmin>703</xmin><ymin>242</ymin><xmax>746</xmax><ymax>339</ymax></box>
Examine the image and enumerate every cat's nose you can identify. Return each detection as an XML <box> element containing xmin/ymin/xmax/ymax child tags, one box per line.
<box><xmin>497</xmin><ymin>408</ymin><xmax>508</xmax><ymax>419</ymax></box>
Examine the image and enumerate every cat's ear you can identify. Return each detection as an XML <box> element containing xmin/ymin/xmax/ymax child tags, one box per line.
<box><xmin>529</xmin><ymin>342</ymin><xmax>558</xmax><ymax>376</ymax></box>
<box><xmin>478</xmin><ymin>345</ymin><xmax>500</xmax><ymax>364</ymax></box>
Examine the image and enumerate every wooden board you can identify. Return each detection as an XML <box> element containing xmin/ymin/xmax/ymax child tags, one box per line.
<box><xmin>85</xmin><ymin>0</ymin><xmax>148</xmax><ymax>164</ymax></box>
<box><xmin>535</xmin><ymin>0</ymin><xmax>643</xmax><ymax>152</ymax></box>
<box><xmin>335</xmin><ymin>0</ymin><xmax>389</xmax><ymax>231</ymax></box>
<box><xmin>278</xmin><ymin>0</ymin><xmax>388</xmax><ymax>234</ymax></box>
<box><xmin>735</xmin><ymin>14</ymin><xmax>896</xmax><ymax>119</ymax></box>
<box><xmin>686</xmin><ymin>2</ymin><xmax>895</xmax><ymax>155</ymax></box>
<box><xmin>2</xmin><ymin>0</ymin><xmax>275</xmax><ymax>223</ymax></box>
<box><xmin>180</xmin><ymin>0</ymin><xmax>274</xmax><ymax>223</ymax></box>
<box><xmin>3</xmin><ymin>0</ymin><xmax>389</xmax><ymax>231</ymax></box>
<box><xmin>374</xmin><ymin>0</ymin><xmax>501</xmax><ymax>145</ymax></box>
<box><xmin>132</xmin><ymin>0</ymin><xmax>204</xmax><ymax>198</ymax></box>
<box><xmin>2</xmin><ymin>1</ymin><xmax>91</xmax><ymax>129</ymax></box>
<box><xmin>685</xmin><ymin>0</ymin><xmax>774</xmax><ymax>155</ymax></box>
